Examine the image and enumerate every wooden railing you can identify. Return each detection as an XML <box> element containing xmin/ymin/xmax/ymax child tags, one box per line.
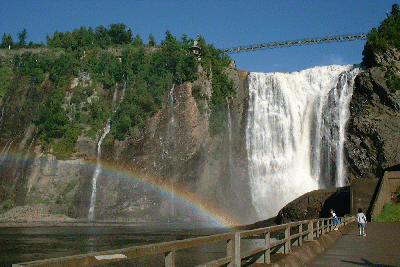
<box><xmin>12</xmin><ymin>216</ymin><xmax>356</xmax><ymax>267</ymax></box>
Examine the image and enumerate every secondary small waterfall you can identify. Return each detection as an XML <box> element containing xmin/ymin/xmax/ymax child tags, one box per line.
<box><xmin>0</xmin><ymin>139</ymin><xmax>14</xmax><ymax>164</ymax></box>
<box><xmin>88</xmin><ymin>83</ymin><xmax>124</xmax><ymax>220</ymax></box>
<box><xmin>167</xmin><ymin>83</ymin><xmax>176</xmax><ymax>218</ymax></box>
<box><xmin>246</xmin><ymin>65</ymin><xmax>360</xmax><ymax>220</ymax></box>
<box><xmin>88</xmin><ymin>118</ymin><xmax>111</xmax><ymax>220</ymax></box>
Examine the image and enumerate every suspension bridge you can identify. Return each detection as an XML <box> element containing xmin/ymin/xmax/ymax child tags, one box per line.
<box><xmin>221</xmin><ymin>33</ymin><xmax>367</xmax><ymax>54</ymax></box>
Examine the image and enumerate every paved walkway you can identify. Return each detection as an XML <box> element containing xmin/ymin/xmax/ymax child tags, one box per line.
<box><xmin>308</xmin><ymin>222</ymin><xmax>400</xmax><ymax>267</ymax></box>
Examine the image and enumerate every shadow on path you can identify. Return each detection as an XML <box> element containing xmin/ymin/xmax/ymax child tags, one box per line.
<box><xmin>342</xmin><ymin>259</ymin><xmax>396</xmax><ymax>267</ymax></box>
<box><xmin>342</xmin><ymin>258</ymin><xmax>397</xmax><ymax>267</ymax></box>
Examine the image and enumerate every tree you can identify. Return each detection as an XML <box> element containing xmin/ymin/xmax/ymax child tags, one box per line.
<box><xmin>17</xmin><ymin>29</ymin><xmax>27</xmax><ymax>47</ymax></box>
<box><xmin>1</xmin><ymin>33</ymin><xmax>13</xmax><ymax>49</ymax></box>
<box><xmin>147</xmin><ymin>33</ymin><xmax>156</xmax><ymax>46</ymax></box>
<box><xmin>132</xmin><ymin>34</ymin><xmax>144</xmax><ymax>47</ymax></box>
<box><xmin>62</xmin><ymin>31</ymin><xmax>78</xmax><ymax>51</ymax></box>
<box><xmin>83</xmin><ymin>26</ymin><xmax>96</xmax><ymax>46</ymax></box>
<box><xmin>108</xmin><ymin>23</ymin><xmax>132</xmax><ymax>44</ymax></box>
<box><xmin>47</xmin><ymin>31</ymin><xmax>63</xmax><ymax>48</ymax></box>
<box><xmin>95</xmin><ymin>25</ymin><xmax>109</xmax><ymax>47</ymax></box>
<box><xmin>391</xmin><ymin>3</ymin><xmax>399</xmax><ymax>15</ymax></box>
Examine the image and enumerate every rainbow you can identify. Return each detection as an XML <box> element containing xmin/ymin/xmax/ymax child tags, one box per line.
<box><xmin>96</xmin><ymin>160</ymin><xmax>241</xmax><ymax>228</ymax></box>
<box><xmin>0</xmin><ymin>150</ymin><xmax>240</xmax><ymax>228</ymax></box>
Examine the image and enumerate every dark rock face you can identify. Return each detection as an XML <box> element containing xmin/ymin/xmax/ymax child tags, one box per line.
<box><xmin>275</xmin><ymin>187</ymin><xmax>350</xmax><ymax>225</ymax></box>
<box><xmin>346</xmin><ymin>45</ymin><xmax>400</xmax><ymax>179</ymax></box>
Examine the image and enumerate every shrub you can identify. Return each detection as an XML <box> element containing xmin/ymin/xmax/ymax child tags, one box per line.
<box><xmin>2</xmin><ymin>199</ymin><xmax>14</xmax><ymax>212</ymax></box>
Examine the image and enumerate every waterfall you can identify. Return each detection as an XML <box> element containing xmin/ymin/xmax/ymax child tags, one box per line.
<box><xmin>88</xmin><ymin>84</ymin><xmax>123</xmax><ymax>220</ymax></box>
<box><xmin>227</xmin><ymin>97</ymin><xmax>233</xmax><ymax>141</ymax></box>
<box><xmin>88</xmin><ymin>118</ymin><xmax>111</xmax><ymax>220</ymax></box>
<box><xmin>246</xmin><ymin>65</ymin><xmax>360</xmax><ymax>220</ymax></box>
<box><xmin>0</xmin><ymin>140</ymin><xmax>14</xmax><ymax>164</ymax></box>
<box><xmin>226</xmin><ymin>98</ymin><xmax>236</xmax><ymax>186</ymax></box>
<box><xmin>168</xmin><ymin>83</ymin><xmax>176</xmax><ymax>218</ymax></box>
<box><xmin>168</xmin><ymin>83</ymin><xmax>176</xmax><ymax>128</ymax></box>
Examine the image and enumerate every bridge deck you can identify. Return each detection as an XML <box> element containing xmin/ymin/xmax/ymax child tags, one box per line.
<box><xmin>308</xmin><ymin>222</ymin><xmax>400</xmax><ymax>266</ymax></box>
<box><xmin>222</xmin><ymin>34</ymin><xmax>367</xmax><ymax>54</ymax></box>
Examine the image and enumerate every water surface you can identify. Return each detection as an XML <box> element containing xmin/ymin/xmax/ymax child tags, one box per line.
<box><xmin>0</xmin><ymin>222</ymin><xmax>231</xmax><ymax>267</ymax></box>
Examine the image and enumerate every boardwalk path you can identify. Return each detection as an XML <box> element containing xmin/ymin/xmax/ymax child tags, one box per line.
<box><xmin>308</xmin><ymin>222</ymin><xmax>400</xmax><ymax>267</ymax></box>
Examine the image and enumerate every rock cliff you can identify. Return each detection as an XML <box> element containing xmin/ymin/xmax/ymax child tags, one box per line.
<box><xmin>0</xmin><ymin>60</ymin><xmax>257</xmax><ymax>225</ymax></box>
<box><xmin>346</xmin><ymin>45</ymin><xmax>400</xmax><ymax>179</ymax></box>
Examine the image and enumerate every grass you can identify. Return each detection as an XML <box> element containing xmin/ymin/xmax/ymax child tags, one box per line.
<box><xmin>374</xmin><ymin>203</ymin><xmax>400</xmax><ymax>222</ymax></box>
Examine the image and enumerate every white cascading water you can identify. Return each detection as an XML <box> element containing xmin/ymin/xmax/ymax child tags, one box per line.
<box><xmin>0</xmin><ymin>139</ymin><xmax>14</xmax><ymax>164</ymax></box>
<box><xmin>88</xmin><ymin>84</ymin><xmax>123</xmax><ymax>220</ymax></box>
<box><xmin>168</xmin><ymin>83</ymin><xmax>176</xmax><ymax>217</ymax></box>
<box><xmin>246</xmin><ymin>65</ymin><xmax>360</xmax><ymax>220</ymax></box>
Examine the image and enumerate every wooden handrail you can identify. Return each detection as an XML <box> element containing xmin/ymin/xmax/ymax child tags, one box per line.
<box><xmin>12</xmin><ymin>216</ymin><xmax>356</xmax><ymax>267</ymax></box>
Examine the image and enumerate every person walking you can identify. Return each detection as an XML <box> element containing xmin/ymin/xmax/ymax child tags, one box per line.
<box><xmin>356</xmin><ymin>208</ymin><xmax>367</xmax><ymax>236</ymax></box>
<box><xmin>330</xmin><ymin>209</ymin><xmax>340</xmax><ymax>230</ymax></box>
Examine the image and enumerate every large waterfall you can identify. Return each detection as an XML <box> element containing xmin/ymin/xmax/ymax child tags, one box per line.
<box><xmin>246</xmin><ymin>65</ymin><xmax>360</xmax><ymax>220</ymax></box>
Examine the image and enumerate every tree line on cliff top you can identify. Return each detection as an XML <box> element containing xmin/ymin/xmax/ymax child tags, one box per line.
<box><xmin>0</xmin><ymin>24</ymin><xmax>234</xmax><ymax>157</ymax></box>
<box><xmin>362</xmin><ymin>3</ymin><xmax>400</xmax><ymax>92</ymax></box>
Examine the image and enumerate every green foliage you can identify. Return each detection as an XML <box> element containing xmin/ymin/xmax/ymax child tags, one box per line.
<box><xmin>91</xmin><ymin>53</ymin><xmax>122</xmax><ymax>86</ymax></box>
<box><xmin>192</xmin><ymin>84</ymin><xmax>208</xmax><ymax>101</ymax></box>
<box><xmin>35</xmin><ymin>85</ymin><xmax>83</xmax><ymax>157</ymax></box>
<box><xmin>86</xmin><ymin>97</ymin><xmax>111</xmax><ymax>139</ymax></box>
<box><xmin>195</xmin><ymin>35</ymin><xmax>235</xmax><ymax>135</ymax></box>
<box><xmin>2</xmin><ymin>199</ymin><xmax>14</xmax><ymax>212</ymax></box>
<box><xmin>385</xmin><ymin>70</ymin><xmax>400</xmax><ymax>91</ymax></box>
<box><xmin>362</xmin><ymin>5</ymin><xmax>400</xmax><ymax>67</ymax></box>
<box><xmin>46</xmin><ymin>23</ymin><xmax>133</xmax><ymax>50</ymax></box>
<box><xmin>61</xmin><ymin>181</ymin><xmax>77</xmax><ymax>196</ymax></box>
<box><xmin>132</xmin><ymin>34</ymin><xmax>144</xmax><ymax>47</ymax></box>
<box><xmin>395</xmin><ymin>186</ymin><xmax>400</xmax><ymax>195</ymax></box>
<box><xmin>1</xmin><ymin>33</ymin><xmax>13</xmax><ymax>48</ymax></box>
<box><xmin>38</xmin><ymin>200</ymin><xmax>53</xmax><ymax>205</ymax></box>
<box><xmin>147</xmin><ymin>34</ymin><xmax>156</xmax><ymax>46</ymax></box>
<box><xmin>0</xmin><ymin>63</ymin><xmax>13</xmax><ymax>98</ymax></box>
<box><xmin>391</xmin><ymin>3</ymin><xmax>399</xmax><ymax>15</ymax></box>
<box><xmin>12</xmin><ymin>52</ymin><xmax>45</xmax><ymax>84</ymax></box>
<box><xmin>3</xmin><ymin>26</ymin><xmax>235</xmax><ymax>151</ymax></box>
<box><xmin>108</xmin><ymin>23</ymin><xmax>133</xmax><ymax>45</ymax></box>
<box><xmin>374</xmin><ymin>203</ymin><xmax>400</xmax><ymax>222</ymax></box>
<box><xmin>53</xmin><ymin>122</ymin><xmax>82</xmax><ymax>157</ymax></box>
<box><xmin>17</xmin><ymin>29</ymin><xmax>27</xmax><ymax>47</ymax></box>
<box><xmin>52</xmin><ymin>55</ymin><xmax>79</xmax><ymax>82</ymax></box>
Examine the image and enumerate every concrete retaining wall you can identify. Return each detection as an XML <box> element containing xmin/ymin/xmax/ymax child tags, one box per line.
<box><xmin>371</xmin><ymin>171</ymin><xmax>400</xmax><ymax>220</ymax></box>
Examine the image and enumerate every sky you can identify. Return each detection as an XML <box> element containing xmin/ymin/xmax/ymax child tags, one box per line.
<box><xmin>0</xmin><ymin>0</ymin><xmax>396</xmax><ymax>73</ymax></box>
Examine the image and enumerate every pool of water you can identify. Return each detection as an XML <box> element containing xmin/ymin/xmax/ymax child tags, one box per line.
<box><xmin>1</xmin><ymin>223</ymin><xmax>231</xmax><ymax>267</ymax></box>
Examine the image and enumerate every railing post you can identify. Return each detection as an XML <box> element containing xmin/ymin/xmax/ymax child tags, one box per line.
<box><xmin>256</xmin><ymin>231</ymin><xmax>270</xmax><ymax>264</ymax></box>
<box><xmin>284</xmin><ymin>223</ymin><xmax>291</xmax><ymax>253</ymax></box>
<box><xmin>298</xmin><ymin>223</ymin><xmax>303</xmax><ymax>246</ymax></box>
<box><xmin>165</xmin><ymin>250</ymin><xmax>176</xmax><ymax>267</ymax></box>
<box><xmin>265</xmin><ymin>231</ymin><xmax>271</xmax><ymax>263</ymax></box>
<box><xmin>308</xmin><ymin>220</ymin><xmax>314</xmax><ymax>241</ymax></box>
<box><xmin>227</xmin><ymin>232</ymin><xmax>241</xmax><ymax>267</ymax></box>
